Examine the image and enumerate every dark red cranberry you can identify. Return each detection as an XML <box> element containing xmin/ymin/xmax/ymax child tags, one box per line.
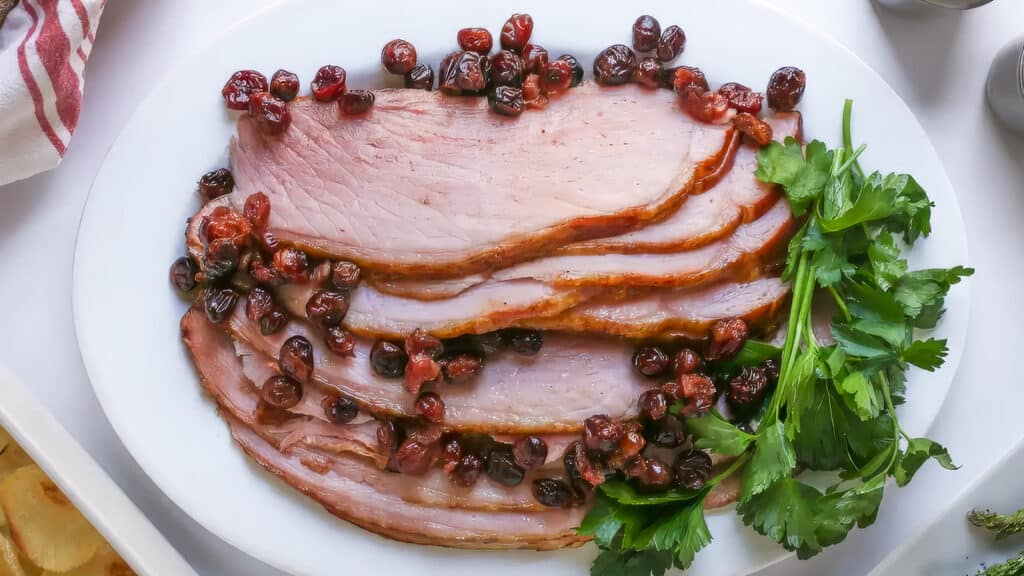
<box><xmin>203</xmin><ymin>239</ymin><xmax>240</xmax><ymax>282</ymax></box>
<box><xmin>197</xmin><ymin>168</ymin><xmax>234</xmax><ymax>202</ymax></box>
<box><xmin>260</xmin><ymin>310</ymin><xmax>287</xmax><ymax>335</ymax></box>
<box><xmin>448</xmin><ymin>452</ymin><xmax>483</xmax><ymax>487</ymax></box>
<box><xmin>306</xmin><ymin>290</ymin><xmax>350</xmax><ymax>329</ymax></box>
<box><xmin>202</xmin><ymin>287</ymin><xmax>238</xmax><ymax>324</ymax></box>
<box><xmin>370</xmin><ymin>340</ymin><xmax>407</xmax><ymax>378</ymax></box>
<box><xmin>706</xmin><ymin>318</ymin><xmax>749</xmax><ymax>361</ymax></box>
<box><xmin>490</xmin><ymin>50</ymin><xmax>525</xmax><ymax>87</ymax></box>
<box><xmin>593</xmin><ymin>44</ymin><xmax>637</xmax><ymax>86</ymax></box>
<box><xmin>626</xmin><ymin>456</ymin><xmax>673</xmax><ymax>491</ymax></box>
<box><xmin>255</xmin><ymin>231</ymin><xmax>278</xmax><ymax>254</ymax></box>
<box><xmin>322</xmin><ymin>394</ymin><xmax>358</xmax><ymax>424</ymax></box>
<box><xmin>404</xmin><ymin>64</ymin><xmax>434</xmax><ymax>90</ymax></box>
<box><xmin>632</xmin><ymin>15</ymin><xmax>661</xmax><ymax>53</ymax></box>
<box><xmin>279</xmin><ymin>335</ymin><xmax>314</xmax><ymax>383</ymax></box>
<box><xmin>246</xmin><ymin>287</ymin><xmax>274</xmax><ymax>322</ymax></box>
<box><xmin>522</xmin><ymin>44</ymin><xmax>548</xmax><ymax>75</ymax></box>
<box><xmin>439</xmin><ymin>51</ymin><xmax>489</xmax><ymax>95</ymax></box>
<box><xmin>762</xmin><ymin>359</ymin><xmax>781</xmax><ymax>382</ymax></box>
<box><xmin>512</xmin><ymin>435</ymin><xmax>548</xmax><ymax>469</ymax></box>
<box><xmin>767</xmin><ymin>66</ymin><xmax>806</xmax><ymax>112</ymax></box>
<box><xmin>522</xmin><ymin>73</ymin><xmax>542</xmax><ymax>102</ymax></box>
<box><xmin>405</xmin><ymin>329</ymin><xmax>444</xmax><ymax>358</ymax></box>
<box><xmin>243</xmin><ymin>192</ymin><xmax>270</xmax><ymax>231</ymax></box>
<box><xmin>341</xmin><ymin>90</ymin><xmax>375</xmax><ymax>115</ymax></box>
<box><xmin>441</xmin><ymin>353</ymin><xmax>484</xmax><ymax>383</ymax></box>
<box><xmin>499</xmin><ymin>328</ymin><xmax>543</xmax><ymax>356</ymax></box>
<box><xmin>681</xmin><ymin>89</ymin><xmax>731</xmax><ymax>124</ymax></box>
<box><xmin>637</xmin><ymin>389</ymin><xmax>669</xmax><ymax>421</ymax></box>
<box><xmin>633</xmin><ymin>346</ymin><xmax>670</xmax><ymax>377</ymax></box>
<box><xmin>310</xmin><ymin>65</ymin><xmax>347</xmax><ymax>101</ymax></box>
<box><xmin>584</xmin><ymin>415</ymin><xmax>624</xmax><ymax>453</ymax></box>
<box><xmin>271</xmin><ymin>247</ymin><xmax>308</xmax><ymax>282</ymax></box>
<box><xmin>733</xmin><ymin>112</ymin><xmax>774</xmax><ymax>146</ymax></box>
<box><xmin>254</xmin><ymin>399</ymin><xmax>292</xmax><ymax>426</ymax></box>
<box><xmin>405</xmin><ymin>355</ymin><xmax>441</xmax><ymax>395</ymax></box>
<box><xmin>492</xmin><ymin>85</ymin><xmax>524</xmax><ymax>117</ymax></box>
<box><xmin>556</xmin><ymin>54</ymin><xmax>584</xmax><ymax>88</ymax></box>
<box><xmin>329</xmin><ymin>261</ymin><xmax>361</xmax><ymax>291</ymax></box>
<box><xmin>728</xmin><ymin>366</ymin><xmax>770</xmax><ymax>407</ymax></box>
<box><xmin>169</xmin><ymin>257</ymin><xmax>198</xmax><ymax>293</ymax></box>
<box><xmin>377</xmin><ymin>419</ymin><xmax>401</xmax><ymax>455</ymax></box>
<box><xmin>648</xmin><ymin>415</ymin><xmax>687</xmax><ymax>448</ymax></box>
<box><xmin>381</xmin><ymin>39</ymin><xmax>417</xmax><ymax>75</ymax></box>
<box><xmin>248</xmin><ymin>92</ymin><xmax>291</xmax><ymax>135</ymax></box>
<box><xmin>261</xmin><ymin>374</ymin><xmax>302</xmax><ymax>409</ymax></box>
<box><xmin>619</xmin><ymin>422</ymin><xmax>646</xmax><ymax>457</ymax></box>
<box><xmin>221</xmin><ymin>70</ymin><xmax>268</xmax><ymax>111</ymax></box>
<box><xmin>440</xmin><ymin>435</ymin><xmax>464</xmax><ymax>472</ymax></box>
<box><xmin>533</xmin><ymin>478</ymin><xmax>573</xmax><ymax>508</ymax></box>
<box><xmin>269</xmin><ymin>69</ymin><xmax>299</xmax><ymax>102</ymax></box>
<box><xmin>674</xmin><ymin>347</ymin><xmax>702</xmax><ymax>375</ymax></box>
<box><xmin>634</xmin><ymin>57</ymin><xmax>662</xmax><ymax>88</ymax></box>
<box><xmin>499</xmin><ymin>13</ymin><xmax>533</xmax><ymax>52</ymax></box>
<box><xmin>486</xmin><ymin>444</ymin><xmax>525</xmax><ymax>486</ymax></box>
<box><xmin>669</xmin><ymin>65</ymin><xmax>709</xmax><ymax>93</ymax></box>
<box><xmin>674</xmin><ymin>450</ymin><xmax>712</xmax><ymax>490</ymax></box>
<box><xmin>656</xmin><ymin>25</ymin><xmax>686</xmax><ymax>62</ymax></box>
<box><xmin>457</xmin><ymin>27</ymin><xmax>493</xmax><ymax>54</ymax></box>
<box><xmin>541</xmin><ymin>60</ymin><xmax>573</xmax><ymax>93</ymax></box>
<box><xmin>203</xmin><ymin>207</ymin><xmax>251</xmax><ymax>246</ymax></box>
<box><xmin>564</xmin><ymin>440</ymin><xmax>605</xmax><ymax>487</ymax></box>
<box><xmin>719</xmin><ymin>82</ymin><xmax>764</xmax><ymax>115</ymax></box>
<box><xmin>390</xmin><ymin>439</ymin><xmax>435</xmax><ymax>475</ymax></box>
<box><xmin>324</xmin><ymin>326</ymin><xmax>356</xmax><ymax>357</ymax></box>
<box><xmin>677</xmin><ymin>373</ymin><xmax>717</xmax><ymax>416</ymax></box>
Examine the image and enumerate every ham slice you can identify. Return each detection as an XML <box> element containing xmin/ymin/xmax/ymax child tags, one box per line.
<box><xmin>227</xmin><ymin>83</ymin><xmax>734</xmax><ymax>277</ymax></box>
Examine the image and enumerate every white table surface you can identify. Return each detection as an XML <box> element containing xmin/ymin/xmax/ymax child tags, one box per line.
<box><xmin>0</xmin><ymin>1</ymin><xmax>1020</xmax><ymax>574</ymax></box>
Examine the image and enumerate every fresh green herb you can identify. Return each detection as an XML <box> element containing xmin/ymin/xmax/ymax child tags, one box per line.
<box><xmin>578</xmin><ymin>100</ymin><xmax>972</xmax><ymax>574</ymax></box>
<box><xmin>977</xmin><ymin>551</ymin><xmax>1024</xmax><ymax>576</ymax></box>
<box><xmin>970</xmin><ymin>507</ymin><xmax>1024</xmax><ymax>540</ymax></box>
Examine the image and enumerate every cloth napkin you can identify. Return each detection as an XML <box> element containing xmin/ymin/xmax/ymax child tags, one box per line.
<box><xmin>0</xmin><ymin>0</ymin><xmax>104</xmax><ymax>186</ymax></box>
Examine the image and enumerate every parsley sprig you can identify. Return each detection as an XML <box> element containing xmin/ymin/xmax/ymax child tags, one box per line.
<box><xmin>578</xmin><ymin>101</ymin><xmax>972</xmax><ymax>574</ymax></box>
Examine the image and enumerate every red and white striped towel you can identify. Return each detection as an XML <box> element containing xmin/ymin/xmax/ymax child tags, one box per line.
<box><xmin>0</xmin><ymin>0</ymin><xmax>104</xmax><ymax>186</ymax></box>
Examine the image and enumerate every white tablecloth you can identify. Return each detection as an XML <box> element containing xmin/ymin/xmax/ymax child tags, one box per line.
<box><xmin>1</xmin><ymin>1</ymin><xmax>1021</xmax><ymax>574</ymax></box>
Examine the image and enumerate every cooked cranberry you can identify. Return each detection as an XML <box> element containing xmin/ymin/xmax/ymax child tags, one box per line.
<box><xmin>260</xmin><ymin>310</ymin><xmax>287</xmax><ymax>335</ymax></box>
<box><xmin>733</xmin><ymin>112</ymin><xmax>773</xmax><ymax>146</ymax></box>
<box><xmin>681</xmin><ymin>89</ymin><xmax>731</xmax><ymax>124</ymax></box>
<box><xmin>637</xmin><ymin>389</ymin><xmax>669</xmax><ymax>421</ymax></box>
<box><xmin>439</xmin><ymin>51</ymin><xmax>489</xmax><ymax>95</ymax></box>
<box><xmin>259</xmin><ymin>374</ymin><xmax>301</xmax><ymax>409</ymax></box>
<box><xmin>381</xmin><ymin>39</ymin><xmax>417</xmax><ymax>75</ymax></box>
<box><xmin>619</xmin><ymin>422</ymin><xmax>646</xmax><ymax>457</ymax></box>
<box><xmin>728</xmin><ymin>366</ymin><xmax>770</xmax><ymax>407</ymax></box>
<box><xmin>492</xmin><ymin>85</ymin><xmax>524</xmax><ymax>117</ymax></box>
<box><xmin>329</xmin><ymin>261</ymin><xmax>361</xmax><ymax>291</ymax></box>
<box><xmin>678</xmin><ymin>373</ymin><xmax>717</xmax><ymax>416</ymax></box>
<box><xmin>762</xmin><ymin>359</ymin><xmax>781</xmax><ymax>382</ymax></box>
<box><xmin>669</xmin><ymin>65</ymin><xmax>709</xmax><ymax>93</ymax></box>
<box><xmin>632</xmin><ymin>15</ymin><xmax>661</xmax><ymax>53</ymax></box>
<box><xmin>405</xmin><ymin>329</ymin><xmax>444</xmax><ymax>358</ymax></box>
<box><xmin>706</xmin><ymin>318</ymin><xmax>749</xmax><ymax>361</ymax></box>
<box><xmin>767</xmin><ymin>66</ymin><xmax>806</xmax><ymax>112</ymax></box>
<box><xmin>255</xmin><ymin>231</ymin><xmax>279</xmax><ymax>254</ymax></box>
<box><xmin>633</xmin><ymin>345</ymin><xmax>670</xmax><ymax>377</ymax></box>
<box><xmin>203</xmin><ymin>207</ymin><xmax>251</xmax><ymax>246</ymax></box>
<box><xmin>499</xmin><ymin>328</ymin><xmax>543</xmax><ymax>356</ymax></box>
<box><xmin>522</xmin><ymin>44</ymin><xmax>548</xmax><ymax>75</ymax></box>
<box><xmin>594</xmin><ymin>44</ymin><xmax>637</xmax><ymax>86</ymax></box>
<box><xmin>521</xmin><ymin>73</ymin><xmax>542</xmax><ymax>102</ymax></box>
<box><xmin>248</xmin><ymin>92</ymin><xmax>291</xmax><ymax>135</ymax></box>
<box><xmin>221</xmin><ymin>70</ymin><xmax>268</xmax><ymax>111</ymax></box>
<box><xmin>674</xmin><ymin>347</ymin><xmax>702</xmax><ymax>375</ymax></box>
<box><xmin>169</xmin><ymin>257</ymin><xmax>198</xmax><ymax>292</ymax></box>
<box><xmin>324</xmin><ymin>326</ymin><xmax>356</xmax><ymax>356</ymax></box>
<box><xmin>513</xmin><ymin>435</ymin><xmax>548</xmax><ymax>469</ymax></box>
<box><xmin>370</xmin><ymin>340</ymin><xmax>407</xmax><ymax>378</ymax></box>
<box><xmin>405</xmin><ymin>355</ymin><xmax>441</xmax><ymax>395</ymax></box>
<box><xmin>719</xmin><ymin>82</ymin><xmax>764</xmax><ymax>115</ymax></box>
<box><xmin>564</xmin><ymin>440</ymin><xmax>605</xmax><ymax>487</ymax></box>
<box><xmin>486</xmin><ymin>444</ymin><xmax>525</xmax><ymax>486</ymax></box>
<box><xmin>279</xmin><ymin>335</ymin><xmax>314</xmax><ymax>383</ymax></box>
<box><xmin>556</xmin><ymin>54</ymin><xmax>584</xmax><ymax>88</ymax></box>
<box><xmin>243</xmin><ymin>192</ymin><xmax>270</xmax><ymax>231</ymax></box>
<box><xmin>341</xmin><ymin>90</ymin><xmax>375</xmax><ymax>115</ymax></box>
<box><xmin>271</xmin><ymin>247</ymin><xmax>308</xmax><ymax>282</ymax></box>
<box><xmin>457</xmin><ymin>27</ymin><xmax>493</xmax><ymax>54</ymax></box>
<box><xmin>491</xmin><ymin>51</ymin><xmax>525</xmax><ymax>87</ymax></box>
<box><xmin>656</xmin><ymin>25</ymin><xmax>686</xmax><ymax>62</ymax></box>
<box><xmin>533</xmin><ymin>478</ymin><xmax>573</xmax><ymax>508</ymax></box>
<box><xmin>647</xmin><ymin>415</ymin><xmax>687</xmax><ymax>448</ymax></box>
<box><xmin>440</xmin><ymin>435</ymin><xmax>464</xmax><ymax>472</ymax></box>
<box><xmin>202</xmin><ymin>287</ymin><xmax>238</xmax><ymax>324</ymax></box>
<box><xmin>499</xmin><ymin>13</ymin><xmax>533</xmax><ymax>52</ymax></box>
<box><xmin>674</xmin><ymin>450</ymin><xmax>712</xmax><ymax>490</ymax></box>
<box><xmin>449</xmin><ymin>452</ymin><xmax>484</xmax><ymax>487</ymax></box>
<box><xmin>441</xmin><ymin>353</ymin><xmax>484</xmax><ymax>383</ymax></box>
<box><xmin>633</xmin><ymin>57</ymin><xmax>662</xmax><ymax>89</ymax></box>
<box><xmin>377</xmin><ymin>419</ymin><xmax>401</xmax><ymax>455</ymax></box>
<box><xmin>626</xmin><ymin>456</ymin><xmax>673</xmax><ymax>490</ymax></box>
<box><xmin>204</xmin><ymin>238</ymin><xmax>240</xmax><ymax>282</ymax></box>
<box><xmin>249</xmin><ymin>255</ymin><xmax>283</xmax><ymax>286</ymax></box>
<box><xmin>584</xmin><ymin>415</ymin><xmax>623</xmax><ymax>453</ymax></box>
<box><xmin>306</xmin><ymin>290</ymin><xmax>350</xmax><ymax>329</ymax></box>
<box><xmin>197</xmin><ymin>168</ymin><xmax>234</xmax><ymax>202</ymax></box>
<box><xmin>541</xmin><ymin>60</ymin><xmax>573</xmax><ymax>93</ymax></box>
<box><xmin>404</xmin><ymin>64</ymin><xmax>434</xmax><ymax>90</ymax></box>
<box><xmin>246</xmin><ymin>287</ymin><xmax>274</xmax><ymax>322</ymax></box>
<box><xmin>310</xmin><ymin>65</ymin><xmax>347</xmax><ymax>101</ymax></box>
<box><xmin>390</xmin><ymin>439</ymin><xmax>435</xmax><ymax>475</ymax></box>
<box><xmin>322</xmin><ymin>394</ymin><xmax>358</xmax><ymax>424</ymax></box>
<box><xmin>269</xmin><ymin>69</ymin><xmax>299</xmax><ymax>102</ymax></box>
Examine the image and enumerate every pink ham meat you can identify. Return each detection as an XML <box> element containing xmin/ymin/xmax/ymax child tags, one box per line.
<box><xmin>223</xmin><ymin>308</ymin><xmax>651</xmax><ymax>433</ymax></box>
<box><xmin>522</xmin><ymin>277</ymin><xmax>790</xmax><ymax>339</ymax></box>
<box><xmin>227</xmin><ymin>83</ymin><xmax>735</xmax><ymax>278</ymax></box>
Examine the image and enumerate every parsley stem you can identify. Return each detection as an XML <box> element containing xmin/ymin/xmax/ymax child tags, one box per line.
<box><xmin>842</xmin><ymin>99</ymin><xmax>865</xmax><ymax>180</ymax></box>
<box><xmin>710</xmin><ymin>452</ymin><xmax>752</xmax><ymax>486</ymax></box>
<box><xmin>828</xmin><ymin>285</ymin><xmax>851</xmax><ymax>322</ymax></box>
<box><xmin>837</xmin><ymin>144</ymin><xmax>867</xmax><ymax>176</ymax></box>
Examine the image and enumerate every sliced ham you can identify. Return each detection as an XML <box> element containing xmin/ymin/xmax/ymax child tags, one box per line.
<box><xmin>227</xmin><ymin>83</ymin><xmax>735</xmax><ymax>277</ymax></box>
<box><xmin>521</xmin><ymin>277</ymin><xmax>790</xmax><ymax>340</ymax></box>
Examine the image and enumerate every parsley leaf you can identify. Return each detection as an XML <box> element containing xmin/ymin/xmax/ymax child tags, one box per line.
<box><xmin>755</xmin><ymin>138</ymin><xmax>832</xmax><ymax>216</ymax></box>
<box><xmin>902</xmin><ymin>338</ymin><xmax>948</xmax><ymax>372</ymax></box>
<box><xmin>591</xmin><ymin>544</ymin><xmax>673</xmax><ymax>576</ymax></box>
<box><xmin>687</xmin><ymin>412</ymin><xmax>755</xmax><ymax>457</ymax></box>
<box><xmin>894</xmin><ymin>437</ymin><xmax>957</xmax><ymax>486</ymax></box>
<box><xmin>893</xmin><ymin>266</ymin><xmax>974</xmax><ymax>320</ymax></box>
<box><xmin>739</xmin><ymin>477</ymin><xmax>823</xmax><ymax>558</ymax></box>
<box><xmin>741</xmin><ymin>421</ymin><xmax>797</xmax><ymax>502</ymax></box>
<box><xmin>867</xmin><ymin>230</ymin><xmax>907</xmax><ymax>291</ymax></box>
<box><xmin>836</xmin><ymin>370</ymin><xmax>882</xmax><ymax>421</ymax></box>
